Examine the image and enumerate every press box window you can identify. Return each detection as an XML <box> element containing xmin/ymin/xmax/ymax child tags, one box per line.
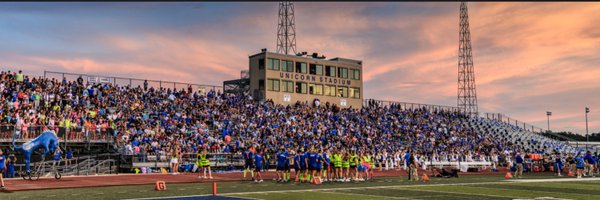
<box><xmin>338</xmin><ymin>67</ymin><xmax>348</xmax><ymax>79</ymax></box>
<box><xmin>337</xmin><ymin>86</ymin><xmax>348</xmax><ymax>98</ymax></box>
<box><xmin>316</xmin><ymin>65</ymin><xmax>323</xmax><ymax>76</ymax></box>
<box><xmin>281</xmin><ymin>60</ymin><xmax>294</xmax><ymax>72</ymax></box>
<box><xmin>267</xmin><ymin>79</ymin><xmax>280</xmax><ymax>91</ymax></box>
<box><xmin>350</xmin><ymin>87</ymin><xmax>360</xmax><ymax>99</ymax></box>
<box><xmin>296</xmin><ymin>62</ymin><xmax>307</xmax><ymax>74</ymax></box>
<box><xmin>315</xmin><ymin>84</ymin><xmax>323</xmax><ymax>95</ymax></box>
<box><xmin>308</xmin><ymin>64</ymin><xmax>323</xmax><ymax>76</ymax></box>
<box><xmin>308</xmin><ymin>83</ymin><xmax>323</xmax><ymax>95</ymax></box>
<box><xmin>325</xmin><ymin>66</ymin><xmax>336</xmax><ymax>77</ymax></box>
<box><xmin>324</xmin><ymin>85</ymin><xmax>334</xmax><ymax>96</ymax></box>
<box><xmin>295</xmin><ymin>82</ymin><xmax>307</xmax><ymax>94</ymax></box>
<box><xmin>282</xmin><ymin>80</ymin><xmax>294</xmax><ymax>92</ymax></box>
<box><xmin>348</xmin><ymin>69</ymin><xmax>360</xmax><ymax>80</ymax></box>
<box><xmin>349</xmin><ymin>69</ymin><xmax>361</xmax><ymax>80</ymax></box>
<box><xmin>267</xmin><ymin>58</ymin><xmax>280</xmax><ymax>70</ymax></box>
<box><xmin>309</xmin><ymin>64</ymin><xmax>323</xmax><ymax>75</ymax></box>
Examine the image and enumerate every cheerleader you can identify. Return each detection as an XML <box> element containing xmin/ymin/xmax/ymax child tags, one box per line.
<box><xmin>383</xmin><ymin>149</ymin><xmax>389</xmax><ymax>170</ymax></box>
<box><xmin>395</xmin><ymin>151</ymin><xmax>402</xmax><ymax>171</ymax></box>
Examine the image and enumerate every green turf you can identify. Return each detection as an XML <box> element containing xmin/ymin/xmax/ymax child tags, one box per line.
<box><xmin>1</xmin><ymin>174</ymin><xmax>599</xmax><ymax>200</ymax></box>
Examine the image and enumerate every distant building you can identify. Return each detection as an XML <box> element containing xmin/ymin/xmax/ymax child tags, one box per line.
<box><xmin>244</xmin><ymin>48</ymin><xmax>363</xmax><ymax>108</ymax></box>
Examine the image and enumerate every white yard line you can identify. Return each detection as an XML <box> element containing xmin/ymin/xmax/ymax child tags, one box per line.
<box><xmin>125</xmin><ymin>181</ymin><xmax>495</xmax><ymax>200</ymax></box>
<box><xmin>507</xmin><ymin>177</ymin><xmax>600</xmax><ymax>183</ymax></box>
<box><xmin>316</xmin><ymin>190</ymin><xmax>412</xmax><ymax>199</ymax></box>
<box><xmin>125</xmin><ymin>177</ymin><xmax>600</xmax><ymax>200</ymax></box>
<box><xmin>513</xmin><ymin>197</ymin><xmax>572</xmax><ymax>200</ymax></box>
<box><xmin>403</xmin><ymin>187</ymin><xmax>524</xmax><ymax>199</ymax></box>
<box><xmin>127</xmin><ymin>181</ymin><xmax>502</xmax><ymax>200</ymax></box>
<box><xmin>221</xmin><ymin>195</ymin><xmax>263</xmax><ymax>200</ymax></box>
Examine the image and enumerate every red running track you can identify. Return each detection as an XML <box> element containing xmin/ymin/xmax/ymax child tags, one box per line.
<box><xmin>2</xmin><ymin>168</ymin><xmax>513</xmax><ymax>191</ymax></box>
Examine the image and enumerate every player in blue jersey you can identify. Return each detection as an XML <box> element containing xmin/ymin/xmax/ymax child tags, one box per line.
<box><xmin>254</xmin><ymin>149</ymin><xmax>264</xmax><ymax>183</ymax></box>
<box><xmin>276</xmin><ymin>147</ymin><xmax>289</xmax><ymax>182</ymax></box>
<box><xmin>285</xmin><ymin>148</ymin><xmax>291</xmax><ymax>182</ymax></box>
<box><xmin>293</xmin><ymin>149</ymin><xmax>303</xmax><ymax>183</ymax></box>
<box><xmin>302</xmin><ymin>149</ymin><xmax>310</xmax><ymax>182</ymax></box>
<box><xmin>315</xmin><ymin>149</ymin><xmax>323</xmax><ymax>184</ymax></box>
<box><xmin>308</xmin><ymin>147</ymin><xmax>318</xmax><ymax>183</ymax></box>
<box><xmin>243</xmin><ymin>147</ymin><xmax>254</xmax><ymax>180</ymax></box>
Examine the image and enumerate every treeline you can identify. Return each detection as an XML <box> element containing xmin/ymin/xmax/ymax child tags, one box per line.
<box><xmin>542</xmin><ymin>131</ymin><xmax>600</xmax><ymax>142</ymax></box>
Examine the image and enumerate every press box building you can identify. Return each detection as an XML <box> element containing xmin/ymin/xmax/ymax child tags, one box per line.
<box><xmin>242</xmin><ymin>49</ymin><xmax>363</xmax><ymax>108</ymax></box>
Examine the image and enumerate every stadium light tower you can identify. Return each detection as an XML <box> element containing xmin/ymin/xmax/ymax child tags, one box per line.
<box><xmin>586</xmin><ymin>107</ymin><xmax>589</xmax><ymax>150</ymax></box>
<box><xmin>457</xmin><ymin>2</ymin><xmax>478</xmax><ymax>117</ymax></box>
<box><xmin>276</xmin><ymin>1</ymin><xmax>297</xmax><ymax>55</ymax></box>
<box><xmin>546</xmin><ymin>111</ymin><xmax>552</xmax><ymax>132</ymax></box>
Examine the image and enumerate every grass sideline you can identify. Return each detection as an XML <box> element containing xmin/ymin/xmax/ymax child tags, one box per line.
<box><xmin>2</xmin><ymin>174</ymin><xmax>599</xmax><ymax>200</ymax></box>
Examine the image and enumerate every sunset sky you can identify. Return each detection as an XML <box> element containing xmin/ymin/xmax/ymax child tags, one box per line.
<box><xmin>0</xmin><ymin>2</ymin><xmax>598</xmax><ymax>134</ymax></box>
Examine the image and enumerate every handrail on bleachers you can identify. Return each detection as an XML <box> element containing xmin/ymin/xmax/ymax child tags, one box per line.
<box><xmin>0</xmin><ymin>124</ymin><xmax>113</xmax><ymax>145</ymax></box>
<box><xmin>484</xmin><ymin>113</ymin><xmax>545</xmax><ymax>133</ymax></box>
<box><xmin>43</xmin><ymin>70</ymin><xmax>223</xmax><ymax>93</ymax></box>
<box><xmin>363</xmin><ymin>99</ymin><xmax>461</xmax><ymax>112</ymax></box>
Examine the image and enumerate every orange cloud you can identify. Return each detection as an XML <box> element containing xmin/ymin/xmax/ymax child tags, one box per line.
<box><xmin>1</xmin><ymin>2</ymin><xmax>599</xmax><ymax>134</ymax></box>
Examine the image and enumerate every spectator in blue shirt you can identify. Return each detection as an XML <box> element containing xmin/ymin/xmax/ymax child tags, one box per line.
<box><xmin>5</xmin><ymin>154</ymin><xmax>16</xmax><ymax>179</ymax></box>
<box><xmin>65</xmin><ymin>149</ymin><xmax>73</xmax><ymax>166</ymax></box>
<box><xmin>575</xmin><ymin>154</ymin><xmax>585</xmax><ymax>178</ymax></box>
<box><xmin>584</xmin><ymin>151</ymin><xmax>596</xmax><ymax>177</ymax></box>
<box><xmin>53</xmin><ymin>148</ymin><xmax>62</xmax><ymax>172</ymax></box>
<box><xmin>514</xmin><ymin>153</ymin><xmax>524</xmax><ymax>178</ymax></box>
<box><xmin>293</xmin><ymin>149</ymin><xmax>302</xmax><ymax>182</ymax></box>
<box><xmin>132</xmin><ymin>139</ymin><xmax>140</xmax><ymax>147</ymax></box>
<box><xmin>243</xmin><ymin>148</ymin><xmax>254</xmax><ymax>180</ymax></box>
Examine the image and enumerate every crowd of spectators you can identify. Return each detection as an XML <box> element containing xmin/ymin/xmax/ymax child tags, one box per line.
<box><xmin>0</xmin><ymin>70</ymin><xmax>567</xmax><ymax>167</ymax></box>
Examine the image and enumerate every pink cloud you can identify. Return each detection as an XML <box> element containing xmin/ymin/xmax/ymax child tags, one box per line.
<box><xmin>2</xmin><ymin>2</ymin><xmax>600</xmax><ymax>134</ymax></box>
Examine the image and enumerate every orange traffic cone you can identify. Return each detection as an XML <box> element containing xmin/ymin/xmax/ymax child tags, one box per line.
<box><xmin>315</xmin><ymin>177</ymin><xmax>322</xmax><ymax>185</ymax></box>
<box><xmin>568</xmin><ymin>170</ymin><xmax>574</xmax><ymax>177</ymax></box>
<box><xmin>422</xmin><ymin>173</ymin><xmax>430</xmax><ymax>182</ymax></box>
<box><xmin>505</xmin><ymin>172</ymin><xmax>512</xmax><ymax>179</ymax></box>
<box><xmin>155</xmin><ymin>181</ymin><xmax>167</xmax><ymax>191</ymax></box>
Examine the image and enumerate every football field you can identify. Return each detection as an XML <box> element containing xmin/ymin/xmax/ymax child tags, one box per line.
<box><xmin>2</xmin><ymin>174</ymin><xmax>599</xmax><ymax>200</ymax></box>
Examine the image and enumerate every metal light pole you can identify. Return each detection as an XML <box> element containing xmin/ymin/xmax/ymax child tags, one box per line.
<box><xmin>547</xmin><ymin>111</ymin><xmax>552</xmax><ymax>132</ymax></box>
<box><xmin>586</xmin><ymin>107</ymin><xmax>589</xmax><ymax>151</ymax></box>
